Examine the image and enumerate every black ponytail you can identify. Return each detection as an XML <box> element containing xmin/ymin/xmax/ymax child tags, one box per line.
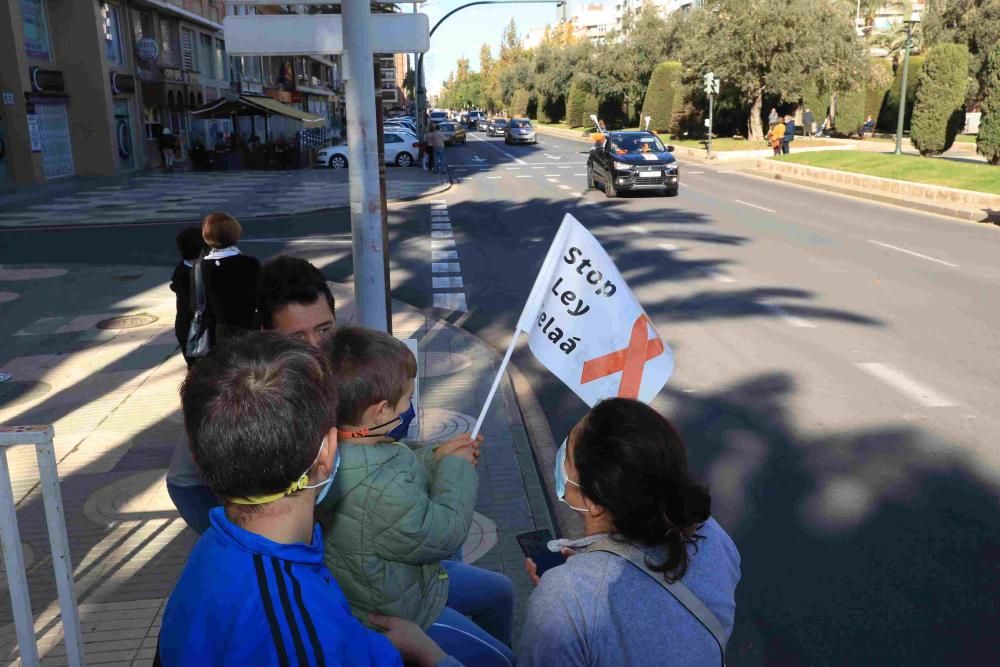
<box><xmin>574</xmin><ymin>398</ymin><xmax>711</xmax><ymax>583</ymax></box>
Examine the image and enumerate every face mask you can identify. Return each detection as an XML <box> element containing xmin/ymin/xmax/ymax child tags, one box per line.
<box><xmin>554</xmin><ymin>439</ymin><xmax>590</xmax><ymax>513</ymax></box>
<box><xmin>230</xmin><ymin>437</ymin><xmax>337</xmax><ymax>506</ymax></box>
<box><xmin>311</xmin><ymin>448</ymin><xmax>340</xmax><ymax>506</ymax></box>
<box><xmin>386</xmin><ymin>401</ymin><xmax>416</xmax><ymax>441</ymax></box>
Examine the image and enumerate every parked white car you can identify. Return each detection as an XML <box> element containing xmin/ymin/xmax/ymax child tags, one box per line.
<box><xmin>316</xmin><ymin>130</ymin><xmax>420</xmax><ymax>168</ymax></box>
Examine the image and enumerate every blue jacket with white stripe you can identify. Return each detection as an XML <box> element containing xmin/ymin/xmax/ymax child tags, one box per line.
<box><xmin>161</xmin><ymin>507</ymin><xmax>404</xmax><ymax>666</ymax></box>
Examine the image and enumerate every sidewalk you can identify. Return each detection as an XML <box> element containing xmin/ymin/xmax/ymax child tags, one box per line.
<box><xmin>0</xmin><ymin>273</ymin><xmax>554</xmax><ymax>664</ymax></box>
<box><xmin>0</xmin><ymin>168</ymin><xmax>449</xmax><ymax>229</ymax></box>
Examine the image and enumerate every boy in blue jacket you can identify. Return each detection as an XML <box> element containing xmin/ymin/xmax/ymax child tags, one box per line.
<box><xmin>160</xmin><ymin>332</ymin><xmax>460</xmax><ymax>667</ymax></box>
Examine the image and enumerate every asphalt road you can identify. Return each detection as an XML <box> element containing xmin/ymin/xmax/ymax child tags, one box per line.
<box><xmin>2</xmin><ymin>132</ymin><xmax>999</xmax><ymax>664</ymax></box>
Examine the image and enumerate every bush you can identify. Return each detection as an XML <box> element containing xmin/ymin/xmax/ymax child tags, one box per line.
<box><xmin>565</xmin><ymin>81</ymin><xmax>588</xmax><ymax>127</ymax></box>
<box><xmin>801</xmin><ymin>81</ymin><xmax>832</xmax><ymax>124</ymax></box>
<box><xmin>538</xmin><ymin>95</ymin><xmax>564</xmax><ymax>123</ymax></box>
<box><xmin>641</xmin><ymin>62</ymin><xmax>682</xmax><ymax>133</ymax></box>
<box><xmin>833</xmin><ymin>87</ymin><xmax>867</xmax><ymax>136</ymax></box>
<box><xmin>977</xmin><ymin>44</ymin><xmax>1000</xmax><ymax>165</ymax></box>
<box><xmin>866</xmin><ymin>59</ymin><xmax>894</xmax><ymax>121</ymax></box>
<box><xmin>598</xmin><ymin>95</ymin><xmax>629</xmax><ymax>129</ymax></box>
<box><xmin>911</xmin><ymin>44</ymin><xmax>970</xmax><ymax>156</ymax></box>
<box><xmin>510</xmin><ymin>89</ymin><xmax>531</xmax><ymax>117</ymax></box>
<box><xmin>879</xmin><ymin>55</ymin><xmax>925</xmax><ymax>132</ymax></box>
<box><xmin>581</xmin><ymin>94</ymin><xmax>600</xmax><ymax>128</ymax></box>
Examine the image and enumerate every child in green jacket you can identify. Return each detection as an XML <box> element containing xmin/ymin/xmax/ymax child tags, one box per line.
<box><xmin>319</xmin><ymin>327</ymin><xmax>515</xmax><ymax>667</ymax></box>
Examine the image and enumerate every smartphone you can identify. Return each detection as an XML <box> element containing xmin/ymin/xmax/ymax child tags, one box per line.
<box><xmin>516</xmin><ymin>529</ymin><xmax>567</xmax><ymax>578</ymax></box>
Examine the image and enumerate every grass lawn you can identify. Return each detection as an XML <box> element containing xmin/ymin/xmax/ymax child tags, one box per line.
<box><xmin>867</xmin><ymin>133</ymin><xmax>978</xmax><ymax>146</ymax></box>
<box><xmin>667</xmin><ymin>136</ymin><xmax>842</xmax><ymax>151</ymax></box>
<box><xmin>775</xmin><ymin>152</ymin><xmax>1000</xmax><ymax>195</ymax></box>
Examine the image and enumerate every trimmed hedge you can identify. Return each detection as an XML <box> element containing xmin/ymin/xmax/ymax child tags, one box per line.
<box><xmin>801</xmin><ymin>81</ymin><xmax>832</xmax><ymax>123</ymax></box>
<box><xmin>879</xmin><ymin>55</ymin><xmax>925</xmax><ymax>132</ymax></box>
<box><xmin>510</xmin><ymin>89</ymin><xmax>531</xmax><ymax>117</ymax></box>
<box><xmin>977</xmin><ymin>44</ymin><xmax>1000</xmax><ymax>165</ymax></box>
<box><xmin>866</xmin><ymin>59</ymin><xmax>894</xmax><ymax>121</ymax></box>
<box><xmin>537</xmin><ymin>95</ymin><xmax>564</xmax><ymax>123</ymax></box>
<box><xmin>566</xmin><ymin>81</ymin><xmax>588</xmax><ymax>127</ymax></box>
<box><xmin>833</xmin><ymin>87</ymin><xmax>867</xmax><ymax>136</ymax></box>
<box><xmin>582</xmin><ymin>94</ymin><xmax>600</xmax><ymax>128</ymax></box>
<box><xmin>911</xmin><ymin>44</ymin><xmax>970</xmax><ymax>156</ymax></box>
<box><xmin>641</xmin><ymin>62</ymin><xmax>682</xmax><ymax>133</ymax></box>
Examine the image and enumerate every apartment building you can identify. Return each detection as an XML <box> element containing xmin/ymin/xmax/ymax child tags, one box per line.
<box><xmin>375</xmin><ymin>53</ymin><xmax>410</xmax><ymax>112</ymax></box>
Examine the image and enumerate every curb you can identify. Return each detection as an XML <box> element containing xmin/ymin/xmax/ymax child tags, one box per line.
<box><xmin>0</xmin><ymin>176</ymin><xmax>453</xmax><ymax>232</ymax></box>
<box><xmin>747</xmin><ymin>168</ymin><xmax>1000</xmax><ymax>225</ymax></box>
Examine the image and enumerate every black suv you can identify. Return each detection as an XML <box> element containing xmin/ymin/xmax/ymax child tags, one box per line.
<box><xmin>586</xmin><ymin>131</ymin><xmax>679</xmax><ymax>197</ymax></box>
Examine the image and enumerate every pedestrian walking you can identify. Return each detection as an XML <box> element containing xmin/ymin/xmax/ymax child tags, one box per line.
<box><xmin>768</xmin><ymin>122</ymin><xmax>784</xmax><ymax>156</ymax></box>
<box><xmin>200</xmin><ymin>212</ymin><xmax>261</xmax><ymax>345</ymax></box>
<box><xmin>782</xmin><ymin>115</ymin><xmax>796</xmax><ymax>154</ymax></box>
<box><xmin>159</xmin><ymin>128</ymin><xmax>177</xmax><ymax>172</ymax></box>
<box><xmin>423</xmin><ymin>125</ymin><xmax>435</xmax><ymax>171</ymax></box>
<box><xmin>803</xmin><ymin>107</ymin><xmax>815</xmax><ymax>136</ymax></box>
<box><xmin>518</xmin><ymin>398</ymin><xmax>740</xmax><ymax>667</ymax></box>
<box><xmin>431</xmin><ymin>124</ymin><xmax>446</xmax><ymax>174</ymax></box>
<box><xmin>768</xmin><ymin>107</ymin><xmax>780</xmax><ymax>126</ymax></box>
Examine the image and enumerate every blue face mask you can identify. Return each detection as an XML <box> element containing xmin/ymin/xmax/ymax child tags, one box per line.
<box><xmin>386</xmin><ymin>401</ymin><xmax>416</xmax><ymax>441</ymax></box>
<box><xmin>313</xmin><ymin>449</ymin><xmax>340</xmax><ymax>506</ymax></box>
<box><xmin>554</xmin><ymin>439</ymin><xmax>589</xmax><ymax>513</ymax></box>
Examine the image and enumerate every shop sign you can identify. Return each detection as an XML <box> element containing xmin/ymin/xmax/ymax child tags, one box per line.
<box><xmin>162</xmin><ymin>68</ymin><xmax>200</xmax><ymax>85</ymax></box>
<box><xmin>136</xmin><ymin>38</ymin><xmax>159</xmax><ymax>62</ymax></box>
<box><xmin>29</xmin><ymin>67</ymin><xmax>65</xmax><ymax>93</ymax></box>
<box><xmin>27</xmin><ymin>114</ymin><xmax>42</xmax><ymax>152</ymax></box>
<box><xmin>111</xmin><ymin>72</ymin><xmax>136</xmax><ymax>95</ymax></box>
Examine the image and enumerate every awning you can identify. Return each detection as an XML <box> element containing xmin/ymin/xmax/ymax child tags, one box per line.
<box><xmin>190</xmin><ymin>95</ymin><xmax>325</xmax><ymax>127</ymax></box>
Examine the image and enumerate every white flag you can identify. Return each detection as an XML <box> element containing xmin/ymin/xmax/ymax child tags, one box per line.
<box><xmin>518</xmin><ymin>214</ymin><xmax>674</xmax><ymax>406</ymax></box>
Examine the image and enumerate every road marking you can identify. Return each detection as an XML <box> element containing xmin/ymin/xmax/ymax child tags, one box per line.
<box><xmin>432</xmin><ymin>239</ymin><xmax>456</xmax><ymax>249</ymax></box>
<box><xmin>545</xmin><ymin>173</ymin><xmax>562</xmax><ymax>177</ymax></box>
<box><xmin>628</xmin><ymin>225</ymin><xmax>648</xmax><ymax>234</ymax></box>
<box><xmin>516</xmin><ymin>175</ymin><xmax>532</xmax><ymax>179</ymax></box>
<box><xmin>869</xmin><ymin>240</ymin><xmax>958</xmax><ymax>268</ymax></box>
<box><xmin>431</xmin><ymin>230</ymin><xmax>452</xmax><ymax>238</ymax></box>
<box><xmin>469</xmin><ymin>132</ymin><xmax>527</xmax><ymax>164</ymax></box>
<box><xmin>559</xmin><ymin>185</ymin><xmax>573</xmax><ymax>190</ymax></box>
<box><xmin>532</xmin><ymin>166</ymin><xmax>545</xmax><ymax>170</ymax></box>
<box><xmin>453</xmin><ymin>168</ymin><xmax>468</xmax><ymax>172</ymax></box>
<box><xmin>432</xmin><ymin>262</ymin><xmax>461</xmax><ymax>273</ymax></box>
<box><xmin>699</xmin><ymin>268</ymin><xmax>736</xmax><ymax>284</ymax></box>
<box><xmin>658</xmin><ymin>243</ymin><xmax>679</xmax><ymax>251</ymax></box>
<box><xmin>759</xmin><ymin>302</ymin><xmax>816</xmax><ymax>328</ymax></box>
<box><xmin>544</xmin><ymin>154</ymin><xmax>561</xmax><ymax>160</ymax></box>
<box><xmin>547</xmin><ymin>179</ymin><xmax>560</xmax><ymax>183</ymax></box>
<box><xmin>734</xmin><ymin>199</ymin><xmax>777</xmax><ymax>213</ymax></box>
<box><xmin>558</xmin><ymin>165</ymin><xmax>571</xmax><ymax>169</ymax></box>
<box><xmin>574</xmin><ymin>173</ymin><xmax>587</xmax><ymax>176</ymax></box>
<box><xmin>856</xmin><ymin>362</ymin><xmax>956</xmax><ymax>407</ymax></box>
<box><xmin>431</xmin><ymin>223</ymin><xmax>452</xmax><ymax>231</ymax></box>
<box><xmin>486</xmin><ymin>176</ymin><xmax>502</xmax><ymax>179</ymax></box>
<box><xmin>687</xmin><ymin>170</ymin><xmax>705</xmax><ymax>174</ymax></box>
<box><xmin>433</xmin><ymin>276</ymin><xmax>464</xmax><ymax>289</ymax></box>
<box><xmin>433</xmin><ymin>293</ymin><xmax>468</xmax><ymax>311</ymax></box>
<box><xmin>432</xmin><ymin>250</ymin><xmax>458</xmax><ymax>260</ymax></box>
<box><xmin>471</xmin><ymin>156</ymin><xmax>487</xmax><ymax>163</ymax></box>
<box><xmin>505</xmin><ymin>167</ymin><xmax>520</xmax><ymax>170</ymax></box>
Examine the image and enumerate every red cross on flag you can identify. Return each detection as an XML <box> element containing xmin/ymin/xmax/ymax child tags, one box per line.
<box><xmin>473</xmin><ymin>214</ymin><xmax>674</xmax><ymax>435</ymax></box>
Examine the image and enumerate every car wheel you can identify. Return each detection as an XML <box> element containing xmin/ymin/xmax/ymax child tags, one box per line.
<box><xmin>604</xmin><ymin>176</ymin><xmax>618</xmax><ymax>199</ymax></box>
<box><xmin>586</xmin><ymin>165</ymin><xmax>596</xmax><ymax>190</ymax></box>
<box><xmin>396</xmin><ymin>152</ymin><xmax>413</xmax><ymax>168</ymax></box>
<box><xmin>664</xmin><ymin>186</ymin><xmax>679</xmax><ymax>197</ymax></box>
<box><xmin>329</xmin><ymin>154</ymin><xmax>347</xmax><ymax>169</ymax></box>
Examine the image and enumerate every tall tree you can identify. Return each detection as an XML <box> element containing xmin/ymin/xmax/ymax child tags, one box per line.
<box><xmin>977</xmin><ymin>43</ymin><xmax>1000</xmax><ymax>164</ymax></box>
<box><xmin>923</xmin><ymin>0</ymin><xmax>1000</xmax><ymax>99</ymax></box>
<box><xmin>675</xmin><ymin>0</ymin><xmax>866</xmax><ymax>139</ymax></box>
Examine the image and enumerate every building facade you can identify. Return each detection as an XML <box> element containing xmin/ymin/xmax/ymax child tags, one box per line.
<box><xmin>374</xmin><ymin>53</ymin><xmax>410</xmax><ymax>113</ymax></box>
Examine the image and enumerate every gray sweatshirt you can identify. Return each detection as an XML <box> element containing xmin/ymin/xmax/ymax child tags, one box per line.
<box><xmin>518</xmin><ymin>518</ymin><xmax>740</xmax><ymax>667</ymax></box>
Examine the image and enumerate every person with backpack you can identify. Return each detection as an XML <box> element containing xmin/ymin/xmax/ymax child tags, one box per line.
<box><xmin>518</xmin><ymin>398</ymin><xmax>741</xmax><ymax>667</ymax></box>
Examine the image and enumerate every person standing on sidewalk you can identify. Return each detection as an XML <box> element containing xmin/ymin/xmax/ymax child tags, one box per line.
<box><xmin>159</xmin><ymin>128</ymin><xmax>177</xmax><ymax>172</ymax></box>
<box><xmin>782</xmin><ymin>115</ymin><xmax>796</xmax><ymax>155</ymax></box>
<box><xmin>431</xmin><ymin>124</ymin><xmax>446</xmax><ymax>174</ymax></box>
<box><xmin>169</xmin><ymin>227</ymin><xmax>205</xmax><ymax>367</ymax></box>
<box><xmin>519</xmin><ymin>398</ymin><xmax>741</xmax><ymax>667</ymax></box>
<box><xmin>201</xmin><ymin>212</ymin><xmax>260</xmax><ymax>346</ymax></box>
<box><xmin>803</xmin><ymin>107</ymin><xmax>815</xmax><ymax>137</ymax></box>
<box><xmin>423</xmin><ymin>125</ymin><xmax>435</xmax><ymax>172</ymax></box>
<box><xmin>161</xmin><ymin>333</ymin><xmax>462</xmax><ymax>667</ymax></box>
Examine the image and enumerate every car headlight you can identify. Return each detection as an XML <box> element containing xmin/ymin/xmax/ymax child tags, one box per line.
<box><xmin>613</xmin><ymin>161</ymin><xmax>633</xmax><ymax>171</ymax></box>
<box><xmin>666</xmin><ymin>164</ymin><xmax>678</xmax><ymax>174</ymax></box>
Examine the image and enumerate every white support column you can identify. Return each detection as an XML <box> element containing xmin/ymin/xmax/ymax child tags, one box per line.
<box><xmin>342</xmin><ymin>0</ymin><xmax>390</xmax><ymax>332</ymax></box>
<box><xmin>0</xmin><ymin>449</ymin><xmax>39</xmax><ymax>666</ymax></box>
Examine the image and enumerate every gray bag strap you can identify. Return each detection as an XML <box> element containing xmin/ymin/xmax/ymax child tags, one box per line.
<box><xmin>589</xmin><ymin>538</ymin><xmax>726</xmax><ymax>664</ymax></box>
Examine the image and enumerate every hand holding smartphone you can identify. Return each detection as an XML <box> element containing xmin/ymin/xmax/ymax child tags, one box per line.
<box><xmin>517</xmin><ymin>529</ymin><xmax>567</xmax><ymax>579</ymax></box>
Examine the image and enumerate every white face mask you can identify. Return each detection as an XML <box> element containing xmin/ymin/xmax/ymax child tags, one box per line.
<box><xmin>554</xmin><ymin>439</ymin><xmax>589</xmax><ymax>513</ymax></box>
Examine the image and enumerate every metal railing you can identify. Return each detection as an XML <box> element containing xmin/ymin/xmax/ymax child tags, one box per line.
<box><xmin>0</xmin><ymin>425</ymin><xmax>83</xmax><ymax>667</ymax></box>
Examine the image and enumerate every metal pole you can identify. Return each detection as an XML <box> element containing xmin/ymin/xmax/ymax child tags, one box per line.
<box><xmin>894</xmin><ymin>23</ymin><xmax>913</xmax><ymax>155</ymax></box>
<box><xmin>0</xmin><ymin>449</ymin><xmax>39</xmax><ymax>666</ymax></box>
<box><xmin>412</xmin><ymin>4</ymin><xmax>421</xmax><ymax>159</ymax></box>
<box><xmin>707</xmin><ymin>93</ymin><xmax>714</xmax><ymax>159</ymax></box>
<box><xmin>342</xmin><ymin>0</ymin><xmax>389</xmax><ymax>331</ymax></box>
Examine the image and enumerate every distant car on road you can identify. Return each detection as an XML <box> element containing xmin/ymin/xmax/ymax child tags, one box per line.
<box><xmin>467</xmin><ymin>110</ymin><xmax>486</xmax><ymax>129</ymax></box>
<box><xmin>316</xmin><ymin>130</ymin><xmax>420</xmax><ymax>168</ymax></box>
<box><xmin>586</xmin><ymin>131</ymin><xmax>679</xmax><ymax>197</ymax></box>
<box><xmin>476</xmin><ymin>117</ymin><xmax>491</xmax><ymax>132</ymax></box>
<box><xmin>487</xmin><ymin>118</ymin><xmax>508</xmax><ymax>137</ymax></box>
<box><xmin>505</xmin><ymin>118</ymin><xmax>536</xmax><ymax>145</ymax></box>
<box><xmin>437</xmin><ymin>122</ymin><xmax>467</xmax><ymax>145</ymax></box>
<box><xmin>428</xmin><ymin>110</ymin><xmax>448</xmax><ymax>126</ymax></box>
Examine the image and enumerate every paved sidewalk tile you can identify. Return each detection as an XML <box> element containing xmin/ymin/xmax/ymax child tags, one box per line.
<box><xmin>0</xmin><ymin>276</ymin><xmax>553</xmax><ymax>664</ymax></box>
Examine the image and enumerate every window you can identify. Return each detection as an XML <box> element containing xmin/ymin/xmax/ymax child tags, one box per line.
<box><xmin>215</xmin><ymin>39</ymin><xmax>227</xmax><ymax>80</ymax></box>
<box><xmin>180</xmin><ymin>28</ymin><xmax>196</xmax><ymax>71</ymax></box>
<box><xmin>132</xmin><ymin>10</ymin><xmax>155</xmax><ymax>41</ymax></box>
<box><xmin>144</xmin><ymin>107</ymin><xmax>162</xmax><ymax>140</ymax></box>
<box><xmin>160</xmin><ymin>19</ymin><xmax>179</xmax><ymax>65</ymax></box>
<box><xmin>384</xmin><ymin>133</ymin><xmax>402</xmax><ymax>144</ymax></box>
<box><xmin>198</xmin><ymin>33</ymin><xmax>213</xmax><ymax>76</ymax></box>
<box><xmin>241</xmin><ymin>56</ymin><xmax>262</xmax><ymax>82</ymax></box>
<box><xmin>103</xmin><ymin>4</ymin><xmax>125</xmax><ymax>65</ymax></box>
<box><xmin>21</xmin><ymin>0</ymin><xmax>52</xmax><ymax>61</ymax></box>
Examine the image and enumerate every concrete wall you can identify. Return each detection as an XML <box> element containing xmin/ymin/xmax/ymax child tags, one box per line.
<box><xmin>0</xmin><ymin>1</ymin><xmax>38</xmax><ymax>184</ymax></box>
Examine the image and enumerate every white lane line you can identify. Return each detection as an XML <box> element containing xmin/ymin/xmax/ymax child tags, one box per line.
<box><xmin>687</xmin><ymin>170</ymin><xmax>705</xmax><ymax>174</ymax></box>
<box><xmin>574</xmin><ymin>173</ymin><xmax>587</xmax><ymax>176</ymax></box>
<box><xmin>856</xmin><ymin>362</ymin><xmax>956</xmax><ymax>407</ymax></box>
<box><xmin>432</xmin><ymin>239</ymin><xmax>456</xmax><ymax>249</ymax></box>
<box><xmin>545</xmin><ymin>173</ymin><xmax>562</xmax><ymax>177</ymax></box>
<box><xmin>628</xmin><ymin>225</ymin><xmax>648</xmax><ymax>234</ymax></box>
<box><xmin>734</xmin><ymin>199</ymin><xmax>777</xmax><ymax>213</ymax></box>
<box><xmin>432</xmin><ymin>262</ymin><xmax>461</xmax><ymax>273</ymax></box>
<box><xmin>469</xmin><ymin>132</ymin><xmax>527</xmax><ymax>164</ymax></box>
<box><xmin>547</xmin><ymin>179</ymin><xmax>560</xmax><ymax>183</ymax></box>
<box><xmin>505</xmin><ymin>167</ymin><xmax>520</xmax><ymax>170</ymax></box>
<box><xmin>433</xmin><ymin>276</ymin><xmax>465</xmax><ymax>289</ymax></box>
<box><xmin>433</xmin><ymin>293</ymin><xmax>468</xmax><ymax>311</ymax></box>
<box><xmin>658</xmin><ymin>243</ymin><xmax>679</xmax><ymax>251</ymax></box>
<box><xmin>544</xmin><ymin>154</ymin><xmax>561</xmax><ymax>160</ymax></box>
<box><xmin>431</xmin><ymin>223</ymin><xmax>452</xmax><ymax>231</ymax></box>
<box><xmin>486</xmin><ymin>176</ymin><xmax>502</xmax><ymax>179</ymax></box>
<box><xmin>516</xmin><ymin>175</ymin><xmax>533</xmax><ymax>179</ymax></box>
<box><xmin>759</xmin><ymin>302</ymin><xmax>816</xmax><ymax>328</ymax></box>
<box><xmin>869</xmin><ymin>240</ymin><xmax>958</xmax><ymax>268</ymax></box>
<box><xmin>432</xmin><ymin>250</ymin><xmax>458</xmax><ymax>260</ymax></box>
<box><xmin>431</xmin><ymin>230</ymin><xmax>452</xmax><ymax>238</ymax></box>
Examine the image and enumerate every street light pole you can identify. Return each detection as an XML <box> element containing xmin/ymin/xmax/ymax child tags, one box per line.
<box><xmin>894</xmin><ymin>12</ymin><xmax>920</xmax><ymax>155</ymax></box>
<box><xmin>416</xmin><ymin>0</ymin><xmax>563</xmax><ymax>139</ymax></box>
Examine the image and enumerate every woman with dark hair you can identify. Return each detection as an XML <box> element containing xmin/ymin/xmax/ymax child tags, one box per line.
<box><xmin>518</xmin><ymin>398</ymin><xmax>741</xmax><ymax>666</ymax></box>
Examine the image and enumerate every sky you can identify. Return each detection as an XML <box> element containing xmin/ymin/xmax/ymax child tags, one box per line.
<box><xmin>416</xmin><ymin>0</ymin><xmax>569</xmax><ymax>96</ymax></box>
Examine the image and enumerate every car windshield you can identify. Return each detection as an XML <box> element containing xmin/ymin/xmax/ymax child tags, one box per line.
<box><xmin>440</xmin><ymin>124</ymin><xmax>454</xmax><ymax>131</ymax></box>
<box><xmin>610</xmin><ymin>134</ymin><xmax>666</xmax><ymax>154</ymax></box>
<box><xmin>511</xmin><ymin>120</ymin><xmax>531</xmax><ymax>129</ymax></box>
<box><xmin>493</xmin><ymin>119</ymin><xmax>508</xmax><ymax>126</ymax></box>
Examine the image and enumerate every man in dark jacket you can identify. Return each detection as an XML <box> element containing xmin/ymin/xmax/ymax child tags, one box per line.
<box><xmin>169</xmin><ymin>226</ymin><xmax>205</xmax><ymax>366</ymax></box>
<box><xmin>802</xmin><ymin>108</ymin><xmax>815</xmax><ymax>136</ymax></box>
<box><xmin>782</xmin><ymin>115</ymin><xmax>796</xmax><ymax>154</ymax></box>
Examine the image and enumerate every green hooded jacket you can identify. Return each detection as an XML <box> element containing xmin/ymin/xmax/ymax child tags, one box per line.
<box><xmin>317</xmin><ymin>440</ymin><xmax>478</xmax><ymax>630</ymax></box>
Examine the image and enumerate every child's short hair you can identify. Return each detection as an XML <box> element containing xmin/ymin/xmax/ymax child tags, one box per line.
<box><xmin>326</xmin><ymin>327</ymin><xmax>416</xmax><ymax>426</ymax></box>
<box><xmin>258</xmin><ymin>256</ymin><xmax>336</xmax><ymax>328</ymax></box>
<box><xmin>201</xmin><ymin>212</ymin><xmax>242</xmax><ymax>249</ymax></box>
<box><xmin>181</xmin><ymin>332</ymin><xmax>338</xmax><ymax>501</ymax></box>
<box><xmin>176</xmin><ymin>226</ymin><xmax>204</xmax><ymax>261</ymax></box>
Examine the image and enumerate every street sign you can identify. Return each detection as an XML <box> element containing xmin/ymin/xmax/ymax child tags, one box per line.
<box><xmin>223</xmin><ymin>13</ymin><xmax>430</xmax><ymax>55</ymax></box>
